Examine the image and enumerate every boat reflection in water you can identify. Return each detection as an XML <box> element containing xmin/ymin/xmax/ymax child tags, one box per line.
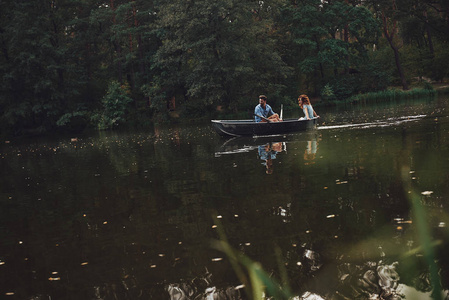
<box><xmin>215</xmin><ymin>135</ymin><xmax>293</xmax><ymax>174</ymax></box>
<box><xmin>215</xmin><ymin>133</ymin><xmax>319</xmax><ymax>174</ymax></box>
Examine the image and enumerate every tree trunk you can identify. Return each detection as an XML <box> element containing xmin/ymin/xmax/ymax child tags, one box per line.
<box><xmin>344</xmin><ymin>0</ymin><xmax>350</xmax><ymax>74</ymax></box>
<box><xmin>133</xmin><ymin>4</ymin><xmax>145</xmax><ymax>77</ymax></box>
<box><xmin>391</xmin><ymin>43</ymin><xmax>408</xmax><ymax>90</ymax></box>
<box><xmin>423</xmin><ymin>9</ymin><xmax>434</xmax><ymax>56</ymax></box>
<box><xmin>381</xmin><ymin>10</ymin><xmax>408</xmax><ymax>90</ymax></box>
<box><xmin>110</xmin><ymin>0</ymin><xmax>122</xmax><ymax>84</ymax></box>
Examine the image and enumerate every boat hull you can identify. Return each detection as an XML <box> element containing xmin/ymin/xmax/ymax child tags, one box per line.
<box><xmin>211</xmin><ymin>118</ymin><xmax>318</xmax><ymax>137</ymax></box>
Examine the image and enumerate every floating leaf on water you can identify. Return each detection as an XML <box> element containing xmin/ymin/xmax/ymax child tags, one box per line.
<box><xmin>158</xmin><ymin>254</ymin><xmax>165</xmax><ymax>257</ymax></box>
<box><xmin>326</xmin><ymin>214</ymin><xmax>336</xmax><ymax>218</ymax></box>
<box><xmin>397</xmin><ymin>226</ymin><xmax>403</xmax><ymax>230</ymax></box>
<box><xmin>0</xmin><ymin>261</ymin><xmax>5</xmax><ymax>265</ymax></box>
<box><xmin>212</xmin><ymin>225</ymin><xmax>217</xmax><ymax>229</ymax></box>
<box><xmin>297</xmin><ymin>261</ymin><xmax>302</xmax><ymax>266</ymax></box>
<box><xmin>235</xmin><ymin>285</ymin><xmax>245</xmax><ymax>290</ymax></box>
<box><xmin>306</xmin><ymin>230</ymin><xmax>311</xmax><ymax>233</ymax></box>
<box><xmin>103</xmin><ymin>221</ymin><xmax>108</xmax><ymax>225</ymax></box>
<box><xmin>217</xmin><ymin>215</ymin><xmax>223</xmax><ymax>219</ymax></box>
<box><xmin>5</xmin><ymin>292</ymin><xmax>14</xmax><ymax>296</ymax></box>
<box><xmin>421</xmin><ymin>191</ymin><xmax>433</xmax><ymax>196</ymax></box>
<box><xmin>48</xmin><ymin>277</ymin><xmax>61</xmax><ymax>281</ymax></box>
<box><xmin>81</xmin><ymin>262</ymin><xmax>88</xmax><ymax>266</ymax></box>
<box><xmin>234</xmin><ymin>214</ymin><xmax>239</xmax><ymax>217</ymax></box>
<box><xmin>150</xmin><ymin>264</ymin><xmax>157</xmax><ymax>268</ymax></box>
<box><xmin>323</xmin><ymin>187</ymin><xmax>328</xmax><ymax>189</ymax></box>
<box><xmin>245</xmin><ymin>243</ymin><xmax>251</xmax><ymax>246</ymax></box>
<box><xmin>52</xmin><ymin>271</ymin><xmax>58</xmax><ymax>275</ymax></box>
<box><xmin>409</xmin><ymin>171</ymin><xmax>415</xmax><ymax>174</ymax></box>
<box><xmin>439</xmin><ymin>222</ymin><xmax>446</xmax><ymax>228</ymax></box>
<box><xmin>398</xmin><ymin>220</ymin><xmax>412</xmax><ymax>224</ymax></box>
<box><xmin>211</xmin><ymin>257</ymin><xmax>223</xmax><ymax>262</ymax></box>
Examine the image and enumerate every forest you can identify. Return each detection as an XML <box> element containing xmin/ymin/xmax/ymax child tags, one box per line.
<box><xmin>1</xmin><ymin>0</ymin><xmax>448</xmax><ymax>136</ymax></box>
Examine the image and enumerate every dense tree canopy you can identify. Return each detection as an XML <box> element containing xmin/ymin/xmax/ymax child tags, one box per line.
<box><xmin>0</xmin><ymin>0</ymin><xmax>448</xmax><ymax>136</ymax></box>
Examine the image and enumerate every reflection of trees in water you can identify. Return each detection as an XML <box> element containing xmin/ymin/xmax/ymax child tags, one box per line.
<box><xmin>333</xmin><ymin>261</ymin><xmax>401</xmax><ymax>299</ymax></box>
<box><xmin>2</xmin><ymin>126</ymin><xmax>449</xmax><ymax>299</ymax></box>
<box><xmin>162</xmin><ymin>249</ymin><xmax>406</xmax><ymax>299</ymax></box>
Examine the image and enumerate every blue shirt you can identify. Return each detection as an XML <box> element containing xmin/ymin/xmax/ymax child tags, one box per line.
<box><xmin>258</xmin><ymin>145</ymin><xmax>277</xmax><ymax>160</ymax></box>
<box><xmin>303</xmin><ymin>104</ymin><xmax>314</xmax><ymax>119</ymax></box>
<box><xmin>254</xmin><ymin>104</ymin><xmax>275</xmax><ymax>122</ymax></box>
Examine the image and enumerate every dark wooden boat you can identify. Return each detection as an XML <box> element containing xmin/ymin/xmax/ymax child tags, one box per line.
<box><xmin>211</xmin><ymin>118</ymin><xmax>318</xmax><ymax>137</ymax></box>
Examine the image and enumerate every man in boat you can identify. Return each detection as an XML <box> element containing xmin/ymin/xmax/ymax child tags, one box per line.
<box><xmin>254</xmin><ymin>95</ymin><xmax>281</xmax><ymax>122</ymax></box>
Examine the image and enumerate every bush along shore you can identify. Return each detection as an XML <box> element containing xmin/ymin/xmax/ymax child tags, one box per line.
<box><xmin>347</xmin><ymin>87</ymin><xmax>437</xmax><ymax>104</ymax></box>
<box><xmin>312</xmin><ymin>83</ymin><xmax>449</xmax><ymax>108</ymax></box>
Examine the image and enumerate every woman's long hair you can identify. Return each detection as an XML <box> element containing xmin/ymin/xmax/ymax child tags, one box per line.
<box><xmin>298</xmin><ymin>94</ymin><xmax>310</xmax><ymax>108</ymax></box>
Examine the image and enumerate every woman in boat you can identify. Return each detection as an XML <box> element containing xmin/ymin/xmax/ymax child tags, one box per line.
<box><xmin>254</xmin><ymin>95</ymin><xmax>281</xmax><ymax>122</ymax></box>
<box><xmin>298</xmin><ymin>94</ymin><xmax>319</xmax><ymax>120</ymax></box>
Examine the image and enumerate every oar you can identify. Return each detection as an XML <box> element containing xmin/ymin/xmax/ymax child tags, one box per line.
<box><xmin>254</xmin><ymin>113</ymin><xmax>271</xmax><ymax>122</ymax></box>
<box><xmin>280</xmin><ymin>104</ymin><xmax>283</xmax><ymax>120</ymax></box>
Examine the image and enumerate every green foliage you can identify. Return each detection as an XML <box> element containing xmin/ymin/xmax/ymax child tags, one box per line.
<box><xmin>420</xmin><ymin>81</ymin><xmax>434</xmax><ymax>91</ymax></box>
<box><xmin>358</xmin><ymin>59</ymin><xmax>392</xmax><ymax>93</ymax></box>
<box><xmin>279</xmin><ymin>0</ymin><xmax>379</xmax><ymax>97</ymax></box>
<box><xmin>56</xmin><ymin>111</ymin><xmax>90</xmax><ymax>132</ymax></box>
<box><xmin>348</xmin><ymin>87</ymin><xmax>436</xmax><ymax>103</ymax></box>
<box><xmin>0</xmin><ymin>0</ymin><xmax>447</xmax><ymax>136</ymax></box>
<box><xmin>321</xmin><ymin>84</ymin><xmax>337</xmax><ymax>103</ymax></box>
<box><xmin>152</xmin><ymin>0</ymin><xmax>291</xmax><ymax>112</ymax></box>
<box><xmin>93</xmin><ymin>81</ymin><xmax>133</xmax><ymax>130</ymax></box>
<box><xmin>327</xmin><ymin>75</ymin><xmax>359</xmax><ymax>100</ymax></box>
<box><xmin>432</xmin><ymin>44</ymin><xmax>449</xmax><ymax>82</ymax></box>
<box><xmin>213</xmin><ymin>217</ymin><xmax>292</xmax><ymax>300</ymax></box>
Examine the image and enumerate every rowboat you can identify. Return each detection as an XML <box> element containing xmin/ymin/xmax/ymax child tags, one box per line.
<box><xmin>211</xmin><ymin>118</ymin><xmax>318</xmax><ymax>137</ymax></box>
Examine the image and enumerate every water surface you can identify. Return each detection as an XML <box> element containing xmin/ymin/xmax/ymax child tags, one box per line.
<box><xmin>1</xmin><ymin>96</ymin><xmax>449</xmax><ymax>299</ymax></box>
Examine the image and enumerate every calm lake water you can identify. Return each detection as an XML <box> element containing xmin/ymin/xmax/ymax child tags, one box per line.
<box><xmin>1</xmin><ymin>96</ymin><xmax>449</xmax><ymax>299</ymax></box>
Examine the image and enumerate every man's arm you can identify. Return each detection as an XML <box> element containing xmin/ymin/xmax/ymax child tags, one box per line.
<box><xmin>254</xmin><ymin>106</ymin><xmax>262</xmax><ymax>122</ymax></box>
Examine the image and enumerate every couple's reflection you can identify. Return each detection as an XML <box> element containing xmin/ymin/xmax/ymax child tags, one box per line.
<box><xmin>215</xmin><ymin>134</ymin><xmax>320</xmax><ymax>173</ymax></box>
<box><xmin>258</xmin><ymin>142</ymin><xmax>284</xmax><ymax>174</ymax></box>
<box><xmin>304</xmin><ymin>139</ymin><xmax>318</xmax><ymax>165</ymax></box>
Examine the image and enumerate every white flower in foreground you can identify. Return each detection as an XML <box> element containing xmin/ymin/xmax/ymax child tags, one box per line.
<box><xmin>421</xmin><ymin>191</ymin><xmax>433</xmax><ymax>196</ymax></box>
